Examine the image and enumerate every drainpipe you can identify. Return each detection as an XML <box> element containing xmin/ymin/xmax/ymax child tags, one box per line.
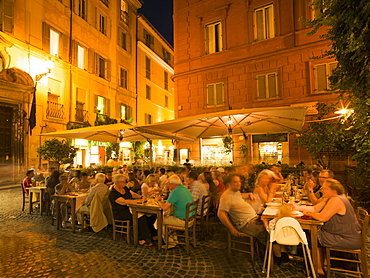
<box><xmin>135</xmin><ymin>14</ymin><xmax>139</xmax><ymax>125</ymax></box>
<box><xmin>69</xmin><ymin>0</ymin><xmax>73</xmax><ymax>123</ymax></box>
<box><xmin>292</xmin><ymin>0</ymin><xmax>296</xmax><ymax>47</ymax></box>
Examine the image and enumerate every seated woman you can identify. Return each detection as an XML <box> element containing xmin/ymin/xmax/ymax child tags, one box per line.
<box><xmin>299</xmin><ymin>179</ymin><xmax>361</xmax><ymax>275</ymax></box>
<box><xmin>128</xmin><ymin>172</ymin><xmax>141</xmax><ymax>194</ymax></box>
<box><xmin>252</xmin><ymin>169</ymin><xmax>278</xmax><ymax>214</ymax></box>
<box><xmin>141</xmin><ymin>174</ymin><xmax>161</xmax><ymax>197</ymax></box>
<box><xmin>109</xmin><ymin>174</ymin><xmax>156</xmax><ymax>246</ymax></box>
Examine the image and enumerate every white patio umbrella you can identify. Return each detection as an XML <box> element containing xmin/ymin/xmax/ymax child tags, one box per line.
<box><xmin>140</xmin><ymin>106</ymin><xmax>307</xmax><ymax>139</ymax></box>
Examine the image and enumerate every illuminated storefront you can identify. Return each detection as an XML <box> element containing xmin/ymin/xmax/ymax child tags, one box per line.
<box><xmin>201</xmin><ymin>138</ymin><xmax>233</xmax><ymax>165</ymax></box>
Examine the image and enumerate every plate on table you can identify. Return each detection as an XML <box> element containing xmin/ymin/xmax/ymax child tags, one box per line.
<box><xmin>266</xmin><ymin>202</ymin><xmax>282</xmax><ymax>207</ymax></box>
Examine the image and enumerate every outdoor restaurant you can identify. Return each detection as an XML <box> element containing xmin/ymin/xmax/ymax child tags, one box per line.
<box><xmin>20</xmin><ymin>106</ymin><xmax>369</xmax><ymax>278</ymax></box>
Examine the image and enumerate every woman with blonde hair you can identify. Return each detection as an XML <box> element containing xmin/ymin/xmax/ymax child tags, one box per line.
<box><xmin>252</xmin><ymin>169</ymin><xmax>279</xmax><ymax>214</ymax></box>
<box><xmin>141</xmin><ymin>174</ymin><xmax>161</xmax><ymax>197</ymax></box>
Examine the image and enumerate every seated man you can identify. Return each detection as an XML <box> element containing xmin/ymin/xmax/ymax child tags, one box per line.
<box><xmin>55</xmin><ymin>174</ymin><xmax>76</xmax><ymax>228</ymax></box>
<box><xmin>218</xmin><ymin>173</ymin><xmax>268</xmax><ymax>245</ymax></box>
<box><xmin>77</xmin><ymin>173</ymin><xmax>107</xmax><ymax>225</ymax></box>
<box><xmin>188</xmin><ymin>171</ymin><xmax>209</xmax><ymax>216</ymax></box>
<box><xmin>78</xmin><ymin>172</ymin><xmax>92</xmax><ymax>191</ymax></box>
<box><xmin>156</xmin><ymin>175</ymin><xmax>194</xmax><ymax>249</ymax></box>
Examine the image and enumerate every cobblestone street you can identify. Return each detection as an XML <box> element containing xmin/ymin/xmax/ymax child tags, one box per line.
<box><xmin>0</xmin><ymin>186</ymin><xmax>368</xmax><ymax>278</ymax></box>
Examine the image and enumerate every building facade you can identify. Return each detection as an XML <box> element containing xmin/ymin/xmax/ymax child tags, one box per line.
<box><xmin>136</xmin><ymin>15</ymin><xmax>175</xmax><ymax>165</ymax></box>
<box><xmin>0</xmin><ymin>0</ymin><xmax>174</xmax><ymax>181</ymax></box>
<box><xmin>173</xmin><ymin>0</ymin><xmax>340</xmax><ymax>166</ymax></box>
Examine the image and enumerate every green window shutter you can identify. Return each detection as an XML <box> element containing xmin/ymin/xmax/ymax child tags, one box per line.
<box><xmin>257</xmin><ymin>75</ymin><xmax>266</xmax><ymax>99</ymax></box>
<box><xmin>315</xmin><ymin>64</ymin><xmax>327</xmax><ymax>91</ymax></box>
<box><xmin>268</xmin><ymin>74</ymin><xmax>277</xmax><ymax>98</ymax></box>
<box><xmin>215</xmin><ymin>83</ymin><xmax>224</xmax><ymax>105</ymax></box>
<box><xmin>106</xmin><ymin>59</ymin><xmax>111</xmax><ymax>81</ymax></box>
<box><xmin>88</xmin><ymin>49</ymin><xmax>95</xmax><ymax>74</ymax></box>
<box><xmin>207</xmin><ymin>84</ymin><xmax>215</xmax><ymax>106</ymax></box>
<box><xmin>106</xmin><ymin>98</ymin><xmax>111</xmax><ymax>116</ymax></box>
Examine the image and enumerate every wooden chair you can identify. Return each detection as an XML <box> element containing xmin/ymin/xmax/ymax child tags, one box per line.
<box><xmin>106</xmin><ymin>199</ymin><xmax>131</xmax><ymax>244</ymax></box>
<box><xmin>164</xmin><ymin>200</ymin><xmax>199</xmax><ymax>254</ymax></box>
<box><xmin>325</xmin><ymin>207</ymin><xmax>369</xmax><ymax>278</ymax></box>
<box><xmin>196</xmin><ymin>194</ymin><xmax>210</xmax><ymax>238</ymax></box>
<box><xmin>21</xmin><ymin>183</ymin><xmax>27</xmax><ymax>211</ymax></box>
<box><xmin>227</xmin><ymin>230</ymin><xmax>256</xmax><ymax>265</ymax></box>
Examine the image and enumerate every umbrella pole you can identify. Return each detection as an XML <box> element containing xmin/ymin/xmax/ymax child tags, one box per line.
<box><xmin>148</xmin><ymin>140</ymin><xmax>153</xmax><ymax>168</ymax></box>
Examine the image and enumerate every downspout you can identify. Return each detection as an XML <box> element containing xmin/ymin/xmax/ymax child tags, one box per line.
<box><xmin>292</xmin><ymin>0</ymin><xmax>296</xmax><ymax>47</ymax></box>
<box><xmin>69</xmin><ymin>0</ymin><xmax>73</xmax><ymax>123</ymax></box>
<box><xmin>135</xmin><ymin>14</ymin><xmax>139</xmax><ymax>125</ymax></box>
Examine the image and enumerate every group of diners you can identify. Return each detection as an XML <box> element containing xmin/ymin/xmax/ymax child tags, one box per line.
<box><xmin>22</xmin><ymin>164</ymin><xmax>363</xmax><ymax>274</ymax></box>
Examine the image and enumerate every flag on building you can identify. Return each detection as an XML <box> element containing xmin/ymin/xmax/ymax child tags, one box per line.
<box><xmin>29</xmin><ymin>89</ymin><xmax>36</xmax><ymax>135</ymax></box>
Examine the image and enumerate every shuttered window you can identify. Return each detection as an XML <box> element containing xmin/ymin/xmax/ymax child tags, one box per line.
<box><xmin>255</xmin><ymin>4</ymin><xmax>274</xmax><ymax>41</ymax></box>
<box><xmin>95</xmin><ymin>54</ymin><xmax>110</xmax><ymax>80</ymax></box>
<box><xmin>50</xmin><ymin>29</ymin><xmax>60</xmax><ymax>57</ymax></box>
<box><xmin>165</xmin><ymin>95</ymin><xmax>168</xmax><ymax>108</ymax></box>
<box><xmin>146</xmin><ymin>85</ymin><xmax>151</xmax><ymax>100</ymax></box>
<box><xmin>0</xmin><ymin>0</ymin><xmax>14</xmax><ymax>33</ymax></box>
<box><xmin>257</xmin><ymin>73</ymin><xmax>278</xmax><ymax>99</ymax></box>
<box><xmin>120</xmin><ymin>104</ymin><xmax>131</xmax><ymax>121</ymax></box>
<box><xmin>144</xmin><ymin>29</ymin><xmax>154</xmax><ymax>48</ymax></box>
<box><xmin>164</xmin><ymin>71</ymin><xmax>168</xmax><ymax>90</ymax></box>
<box><xmin>145</xmin><ymin>114</ymin><xmax>152</xmax><ymax>125</ymax></box>
<box><xmin>206</xmin><ymin>82</ymin><xmax>224</xmax><ymax>107</ymax></box>
<box><xmin>314</xmin><ymin>62</ymin><xmax>337</xmax><ymax>92</ymax></box>
<box><xmin>145</xmin><ymin>56</ymin><xmax>151</xmax><ymax>80</ymax></box>
<box><xmin>205</xmin><ymin>21</ymin><xmax>222</xmax><ymax>54</ymax></box>
<box><xmin>120</xmin><ymin>68</ymin><xmax>127</xmax><ymax>89</ymax></box>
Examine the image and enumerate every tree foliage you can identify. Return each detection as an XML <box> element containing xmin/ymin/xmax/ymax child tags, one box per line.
<box><xmin>37</xmin><ymin>138</ymin><xmax>77</xmax><ymax>167</ymax></box>
<box><xmin>308</xmin><ymin>0</ymin><xmax>370</xmax><ymax>208</ymax></box>
<box><xmin>130</xmin><ymin>141</ymin><xmax>146</xmax><ymax>162</ymax></box>
<box><xmin>105</xmin><ymin>142</ymin><xmax>120</xmax><ymax>161</ymax></box>
<box><xmin>297</xmin><ymin>103</ymin><xmax>355</xmax><ymax>169</ymax></box>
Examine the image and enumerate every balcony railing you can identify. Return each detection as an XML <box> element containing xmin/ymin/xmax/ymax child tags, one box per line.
<box><xmin>75</xmin><ymin>108</ymin><xmax>89</xmax><ymax>123</ymax></box>
<box><xmin>95</xmin><ymin>113</ymin><xmax>117</xmax><ymax>126</ymax></box>
<box><xmin>120</xmin><ymin>11</ymin><xmax>129</xmax><ymax>24</ymax></box>
<box><xmin>46</xmin><ymin>101</ymin><xmax>64</xmax><ymax>120</ymax></box>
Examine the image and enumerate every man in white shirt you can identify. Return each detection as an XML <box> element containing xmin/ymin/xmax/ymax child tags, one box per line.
<box><xmin>218</xmin><ymin>173</ymin><xmax>268</xmax><ymax>244</ymax></box>
<box><xmin>77</xmin><ymin>173</ymin><xmax>107</xmax><ymax>224</ymax></box>
<box><xmin>158</xmin><ymin>168</ymin><xmax>168</xmax><ymax>188</ymax></box>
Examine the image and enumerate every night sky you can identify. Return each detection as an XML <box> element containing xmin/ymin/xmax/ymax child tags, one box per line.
<box><xmin>139</xmin><ymin>0</ymin><xmax>173</xmax><ymax>46</ymax></box>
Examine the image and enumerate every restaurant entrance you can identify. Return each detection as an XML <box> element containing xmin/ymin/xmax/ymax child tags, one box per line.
<box><xmin>0</xmin><ymin>106</ymin><xmax>12</xmax><ymax>165</ymax></box>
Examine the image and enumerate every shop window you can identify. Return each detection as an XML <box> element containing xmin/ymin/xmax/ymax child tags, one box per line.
<box><xmin>314</xmin><ymin>62</ymin><xmax>337</xmax><ymax>92</ymax></box>
<box><xmin>119</xmin><ymin>68</ymin><xmax>127</xmax><ymax>89</ymax></box>
<box><xmin>0</xmin><ymin>0</ymin><xmax>13</xmax><ymax>33</ymax></box>
<box><xmin>254</xmin><ymin>4</ymin><xmax>274</xmax><ymax>41</ymax></box>
<box><xmin>258</xmin><ymin>142</ymin><xmax>283</xmax><ymax>164</ymax></box>
<box><xmin>145</xmin><ymin>56</ymin><xmax>151</xmax><ymax>79</ymax></box>
<box><xmin>205</xmin><ymin>21</ymin><xmax>222</xmax><ymax>54</ymax></box>
<box><xmin>201</xmin><ymin>138</ymin><xmax>232</xmax><ymax>165</ymax></box>
<box><xmin>206</xmin><ymin>82</ymin><xmax>224</xmax><ymax>107</ymax></box>
<box><xmin>257</xmin><ymin>73</ymin><xmax>277</xmax><ymax>99</ymax></box>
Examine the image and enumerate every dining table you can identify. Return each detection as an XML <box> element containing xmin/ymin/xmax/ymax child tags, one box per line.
<box><xmin>29</xmin><ymin>186</ymin><xmax>47</xmax><ymax>215</ymax></box>
<box><xmin>53</xmin><ymin>193</ymin><xmax>88</xmax><ymax>232</ymax></box>
<box><xmin>127</xmin><ymin>202</ymin><xmax>163</xmax><ymax>251</ymax></box>
<box><xmin>261</xmin><ymin>205</ymin><xmax>324</xmax><ymax>275</ymax></box>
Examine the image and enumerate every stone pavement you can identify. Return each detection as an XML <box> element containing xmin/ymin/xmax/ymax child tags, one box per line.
<box><xmin>0</xmin><ymin>186</ymin><xmax>368</xmax><ymax>278</ymax></box>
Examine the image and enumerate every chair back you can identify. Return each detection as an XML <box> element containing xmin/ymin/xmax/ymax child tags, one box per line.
<box><xmin>185</xmin><ymin>200</ymin><xmax>199</xmax><ymax>227</ymax></box>
<box><xmin>356</xmin><ymin>207</ymin><xmax>370</xmax><ymax>248</ymax></box>
<box><xmin>271</xmin><ymin>217</ymin><xmax>308</xmax><ymax>246</ymax></box>
<box><xmin>200</xmin><ymin>194</ymin><xmax>210</xmax><ymax>216</ymax></box>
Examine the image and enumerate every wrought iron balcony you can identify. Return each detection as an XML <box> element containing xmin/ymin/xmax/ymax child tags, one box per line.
<box><xmin>46</xmin><ymin>101</ymin><xmax>64</xmax><ymax>120</ymax></box>
<box><xmin>75</xmin><ymin>108</ymin><xmax>89</xmax><ymax>123</ymax></box>
<box><xmin>120</xmin><ymin>11</ymin><xmax>129</xmax><ymax>24</ymax></box>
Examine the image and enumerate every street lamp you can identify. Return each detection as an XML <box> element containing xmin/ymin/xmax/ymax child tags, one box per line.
<box><xmin>35</xmin><ymin>60</ymin><xmax>54</xmax><ymax>82</ymax></box>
